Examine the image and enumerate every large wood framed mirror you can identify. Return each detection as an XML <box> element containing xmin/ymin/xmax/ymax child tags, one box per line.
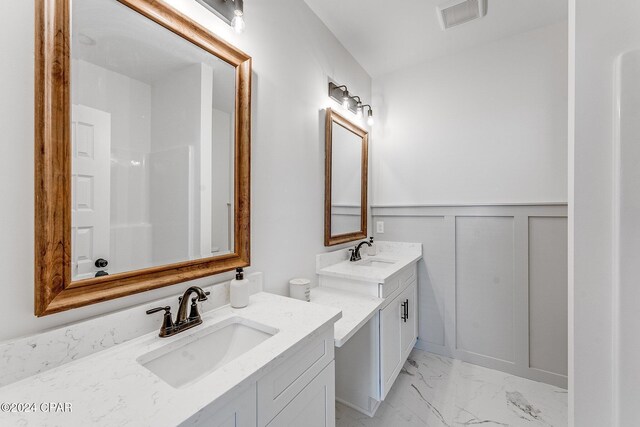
<box><xmin>35</xmin><ymin>0</ymin><xmax>251</xmax><ymax>316</ymax></box>
<box><xmin>324</xmin><ymin>108</ymin><xmax>368</xmax><ymax>246</ymax></box>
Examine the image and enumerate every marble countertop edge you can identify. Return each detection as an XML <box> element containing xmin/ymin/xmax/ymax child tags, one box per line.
<box><xmin>317</xmin><ymin>252</ymin><xmax>422</xmax><ymax>283</ymax></box>
<box><xmin>310</xmin><ymin>287</ymin><xmax>384</xmax><ymax>348</ymax></box>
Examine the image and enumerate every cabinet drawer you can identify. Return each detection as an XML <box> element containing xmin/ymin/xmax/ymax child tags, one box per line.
<box><xmin>379</xmin><ymin>276</ymin><xmax>399</xmax><ymax>298</ymax></box>
<box><xmin>180</xmin><ymin>384</ymin><xmax>256</xmax><ymax>427</ymax></box>
<box><xmin>380</xmin><ymin>263</ymin><xmax>417</xmax><ymax>298</ymax></box>
<box><xmin>257</xmin><ymin>328</ymin><xmax>334</xmax><ymax>426</ymax></box>
<box><xmin>266</xmin><ymin>361</ymin><xmax>335</xmax><ymax>427</ymax></box>
<box><xmin>399</xmin><ymin>264</ymin><xmax>417</xmax><ymax>289</ymax></box>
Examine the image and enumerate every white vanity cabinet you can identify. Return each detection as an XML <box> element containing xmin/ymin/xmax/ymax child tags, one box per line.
<box><xmin>320</xmin><ymin>260</ymin><xmax>419</xmax><ymax>416</ymax></box>
<box><xmin>183</xmin><ymin>327</ymin><xmax>336</xmax><ymax>427</ymax></box>
<box><xmin>380</xmin><ymin>280</ymin><xmax>417</xmax><ymax>399</ymax></box>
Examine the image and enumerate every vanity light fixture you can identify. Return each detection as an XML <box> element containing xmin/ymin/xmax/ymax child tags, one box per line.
<box><xmin>231</xmin><ymin>7</ymin><xmax>246</xmax><ymax>34</ymax></box>
<box><xmin>353</xmin><ymin>97</ymin><xmax>364</xmax><ymax>118</ymax></box>
<box><xmin>195</xmin><ymin>0</ymin><xmax>245</xmax><ymax>33</ymax></box>
<box><xmin>363</xmin><ymin>105</ymin><xmax>375</xmax><ymax>126</ymax></box>
<box><xmin>340</xmin><ymin>87</ymin><xmax>351</xmax><ymax>110</ymax></box>
<box><xmin>328</xmin><ymin>82</ymin><xmax>375</xmax><ymax>126</ymax></box>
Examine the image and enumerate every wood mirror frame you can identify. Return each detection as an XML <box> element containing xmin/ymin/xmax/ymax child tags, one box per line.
<box><xmin>35</xmin><ymin>0</ymin><xmax>251</xmax><ymax>316</ymax></box>
<box><xmin>324</xmin><ymin>108</ymin><xmax>369</xmax><ymax>246</ymax></box>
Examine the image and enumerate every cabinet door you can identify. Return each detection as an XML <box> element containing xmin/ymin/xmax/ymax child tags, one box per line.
<box><xmin>266</xmin><ymin>361</ymin><xmax>335</xmax><ymax>427</ymax></box>
<box><xmin>401</xmin><ymin>281</ymin><xmax>418</xmax><ymax>359</ymax></box>
<box><xmin>180</xmin><ymin>384</ymin><xmax>256</xmax><ymax>427</ymax></box>
<box><xmin>257</xmin><ymin>329</ymin><xmax>334</xmax><ymax>426</ymax></box>
<box><xmin>380</xmin><ymin>293</ymin><xmax>402</xmax><ymax>399</ymax></box>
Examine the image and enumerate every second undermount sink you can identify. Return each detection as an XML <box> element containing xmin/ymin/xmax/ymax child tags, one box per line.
<box><xmin>356</xmin><ymin>258</ymin><xmax>398</xmax><ymax>269</ymax></box>
<box><xmin>138</xmin><ymin>317</ymin><xmax>278</xmax><ymax>388</ymax></box>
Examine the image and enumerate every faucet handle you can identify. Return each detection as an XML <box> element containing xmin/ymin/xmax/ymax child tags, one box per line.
<box><xmin>189</xmin><ymin>298</ymin><xmax>202</xmax><ymax>321</ymax></box>
<box><xmin>188</xmin><ymin>291</ymin><xmax>210</xmax><ymax>321</ymax></box>
<box><xmin>146</xmin><ymin>306</ymin><xmax>171</xmax><ymax>315</ymax></box>
<box><xmin>146</xmin><ymin>306</ymin><xmax>175</xmax><ymax>337</ymax></box>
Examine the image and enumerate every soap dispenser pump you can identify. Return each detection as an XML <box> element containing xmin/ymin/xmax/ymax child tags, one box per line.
<box><xmin>367</xmin><ymin>236</ymin><xmax>377</xmax><ymax>256</ymax></box>
<box><xmin>230</xmin><ymin>267</ymin><xmax>249</xmax><ymax>308</ymax></box>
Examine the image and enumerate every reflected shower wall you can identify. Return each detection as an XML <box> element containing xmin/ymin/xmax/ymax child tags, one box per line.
<box><xmin>72</xmin><ymin>59</ymin><xmax>154</xmax><ymax>277</ymax></box>
<box><xmin>70</xmin><ymin>0</ymin><xmax>238</xmax><ymax>279</ymax></box>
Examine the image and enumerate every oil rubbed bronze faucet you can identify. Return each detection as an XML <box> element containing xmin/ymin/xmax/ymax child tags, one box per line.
<box><xmin>146</xmin><ymin>286</ymin><xmax>210</xmax><ymax>337</ymax></box>
<box><xmin>349</xmin><ymin>240</ymin><xmax>372</xmax><ymax>262</ymax></box>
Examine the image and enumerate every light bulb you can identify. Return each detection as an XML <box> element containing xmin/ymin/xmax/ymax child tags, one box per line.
<box><xmin>356</xmin><ymin>103</ymin><xmax>363</xmax><ymax>118</ymax></box>
<box><xmin>367</xmin><ymin>111</ymin><xmax>375</xmax><ymax>126</ymax></box>
<box><xmin>231</xmin><ymin>10</ymin><xmax>245</xmax><ymax>34</ymax></box>
<box><xmin>341</xmin><ymin>89</ymin><xmax>350</xmax><ymax>110</ymax></box>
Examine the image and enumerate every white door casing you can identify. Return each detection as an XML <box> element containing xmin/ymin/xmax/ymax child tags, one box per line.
<box><xmin>71</xmin><ymin>104</ymin><xmax>111</xmax><ymax>280</ymax></box>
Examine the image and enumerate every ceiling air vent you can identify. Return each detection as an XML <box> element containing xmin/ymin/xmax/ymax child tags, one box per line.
<box><xmin>437</xmin><ymin>0</ymin><xmax>487</xmax><ymax>30</ymax></box>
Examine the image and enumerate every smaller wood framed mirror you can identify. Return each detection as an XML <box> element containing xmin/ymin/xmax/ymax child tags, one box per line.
<box><xmin>324</xmin><ymin>108</ymin><xmax>369</xmax><ymax>246</ymax></box>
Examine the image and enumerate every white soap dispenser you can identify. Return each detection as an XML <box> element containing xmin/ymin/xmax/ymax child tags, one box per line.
<box><xmin>367</xmin><ymin>236</ymin><xmax>377</xmax><ymax>256</ymax></box>
<box><xmin>230</xmin><ymin>267</ymin><xmax>249</xmax><ymax>308</ymax></box>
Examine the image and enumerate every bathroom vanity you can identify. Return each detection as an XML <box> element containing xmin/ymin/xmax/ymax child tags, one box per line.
<box><xmin>313</xmin><ymin>241</ymin><xmax>422</xmax><ymax>416</ymax></box>
<box><xmin>0</xmin><ymin>292</ymin><xmax>341</xmax><ymax>427</ymax></box>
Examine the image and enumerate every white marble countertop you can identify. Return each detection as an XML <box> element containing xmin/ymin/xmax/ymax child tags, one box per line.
<box><xmin>0</xmin><ymin>293</ymin><xmax>341</xmax><ymax>427</ymax></box>
<box><xmin>309</xmin><ymin>287</ymin><xmax>383</xmax><ymax>347</ymax></box>
<box><xmin>317</xmin><ymin>242</ymin><xmax>422</xmax><ymax>284</ymax></box>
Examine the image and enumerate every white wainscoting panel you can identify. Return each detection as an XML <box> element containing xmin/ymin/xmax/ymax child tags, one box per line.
<box><xmin>371</xmin><ymin>203</ymin><xmax>568</xmax><ymax>388</ymax></box>
<box><xmin>528</xmin><ymin>217</ymin><xmax>568</xmax><ymax>379</ymax></box>
<box><xmin>456</xmin><ymin>216</ymin><xmax>515</xmax><ymax>364</ymax></box>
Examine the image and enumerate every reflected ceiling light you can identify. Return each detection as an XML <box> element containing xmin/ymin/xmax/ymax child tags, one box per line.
<box><xmin>195</xmin><ymin>0</ymin><xmax>245</xmax><ymax>33</ymax></box>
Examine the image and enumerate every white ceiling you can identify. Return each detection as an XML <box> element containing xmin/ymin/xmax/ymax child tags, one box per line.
<box><xmin>303</xmin><ymin>0</ymin><xmax>567</xmax><ymax>78</ymax></box>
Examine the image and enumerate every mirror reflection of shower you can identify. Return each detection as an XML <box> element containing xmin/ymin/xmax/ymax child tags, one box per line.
<box><xmin>70</xmin><ymin>0</ymin><xmax>236</xmax><ymax>280</ymax></box>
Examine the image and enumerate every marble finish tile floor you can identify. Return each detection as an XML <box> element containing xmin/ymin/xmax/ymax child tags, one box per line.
<box><xmin>336</xmin><ymin>349</ymin><xmax>567</xmax><ymax>427</ymax></box>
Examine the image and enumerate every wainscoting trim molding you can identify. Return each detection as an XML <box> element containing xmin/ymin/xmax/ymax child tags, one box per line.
<box><xmin>372</xmin><ymin>203</ymin><xmax>568</xmax><ymax>389</ymax></box>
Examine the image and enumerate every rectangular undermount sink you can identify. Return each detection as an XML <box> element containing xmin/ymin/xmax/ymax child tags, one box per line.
<box><xmin>138</xmin><ymin>317</ymin><xmax>278</xmax><ymax>388</ymax></box>
<box><xmin>356</xmin><ymin>258</ymin><xmax>398</xmax><ymax>269</ymax></box>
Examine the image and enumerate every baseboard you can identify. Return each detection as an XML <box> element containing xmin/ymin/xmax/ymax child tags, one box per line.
<box><xmin>336</xmin><ymin>396</ymin><xmax>380</xmax><ymax>418</ymax></box>
<box><xmin>413</xmin><ymin>341</ymin><xmax>568</xmax><ymax>389</ymax></box>
<box><xmin>415</xmin><ymin>339</ymin><xmax>453</xmax><ymax>358</ymax></box>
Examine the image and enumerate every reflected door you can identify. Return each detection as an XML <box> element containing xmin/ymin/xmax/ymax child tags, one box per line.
<box><xmin>71</xmin><ymin>105</ymin><xmax>111</xmax><ymax>280</ymax></box>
